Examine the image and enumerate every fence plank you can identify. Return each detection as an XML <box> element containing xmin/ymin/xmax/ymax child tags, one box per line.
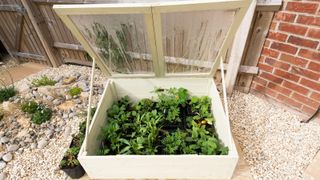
<box><xmin>21</xmin><ymin>0</ymin><xmax>61</xmax><ymax>67</ymax></box>
<box><xmin>236</xmin><ymin>11</ymin><xmax>274</xmax><ymax>93</ymax></box>
<box><xmin>15</xmin><ymin>13</ymin><xmax>24</xmax><ymax>51</ymax></box>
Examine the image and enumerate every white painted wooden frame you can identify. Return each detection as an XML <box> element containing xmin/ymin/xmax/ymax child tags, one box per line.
<box><xmin>53</xmin><ymin>0</ymin><xmax>251</xmax><ymax>78</ymax></box>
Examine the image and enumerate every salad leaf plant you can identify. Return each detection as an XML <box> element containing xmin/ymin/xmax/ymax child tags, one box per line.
<box><xmin>98</xmin><ymin>87</ymin><xmax>228</xmax><ymax>156</ymax></box>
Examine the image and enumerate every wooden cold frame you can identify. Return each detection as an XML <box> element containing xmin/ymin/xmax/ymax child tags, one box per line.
<box><xmin>79</xmin><ymin>77</ymin><xmax>238</xmax><ymax>179</ymax></box>
<box><xmin>53</xmin><ymin>0</ymin><xmax>251</xmax><ymax>78</ymax></box>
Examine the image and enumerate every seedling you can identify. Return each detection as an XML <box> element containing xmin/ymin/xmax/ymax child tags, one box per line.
<box><xmin>98</xmin><ymin>87</ymin><xmax>228</xmax><ymax>156</ymax></box>
<box><xmin>31</xmin><ymin>75</ymin><xmax>56</xmax><ymax>87</ymax></box>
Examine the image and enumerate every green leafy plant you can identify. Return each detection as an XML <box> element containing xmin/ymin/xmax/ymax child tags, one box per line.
<box><xmin>21</xmin><ymin>101</ymin><xmax>39</xmax><ymax>114</ymax></box>
<box><xmin>31</xmin><ymin>106</ymin><xmax>52</xmax><ymax>125</ymax></box>
<box><xmin>0</xmin><ymin>69</ymin><xmax>17</xmax><ymax>103</ymax></box>
<box><xmin>98</xmin><ymin>88</ymin><xmax>228</xmax><ymax>156</ymax></box>
<box><xmin>31</xmin><ymin>75</ymin><xmax>56</xmax><ymax>87</ymax></box>
<box><xmin>0</xmin><ymin>108</ymin><xmax>4</xmax><ymax>120</ymax></box>
<box><xmin>68</xmin><ymin>87</ymin><xmax>82</xmax><ymax>97</ymax></box>
<box><xmin>60</xmin><ymin>121</ymin><xmax>86</xmax><ymax>169</ymax></box>
<box><xmin>0</xmin><ymin>86</ymin><xmax>16</xmax><ymax>103</ymax></box>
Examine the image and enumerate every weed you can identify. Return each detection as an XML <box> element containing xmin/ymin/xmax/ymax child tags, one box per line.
<box><xmin>68</xmin><ymin>87</ymin><xmax>82</xmax><ymax>97</ymax></box>
<box><xmin>0</xmin><ymin>86</ymin><xmax>16</xmax><ymax>103</ymax></box>
<box><xmin>21</xmin><ymin>101</ymin><xmax>39</xmax><ymax>114</ymax></box>
<box><xmin>31</xmin><ymin>106</ymin><xmax>52</xmax><ymax>125</ymax></box>
<box><xmin>31</xmin><ymin>76</ymin><xmax>56</xmax><ymax>87</ymax></box>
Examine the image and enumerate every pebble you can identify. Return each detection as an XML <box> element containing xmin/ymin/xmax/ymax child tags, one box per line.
<box><xmin>2</xmin><ymin>153</ymin><xmax>12</xmax><ymax>162</ymax></box>
<box><xmin>30</xmin><ymin>143</ymin><xmax>37</xmax><ymax>149</ymax></box>
<box><xmin>0</xmin><ymin>137</ymin><xmax>9</xmax><ymax>144</ymax></box>
<box><xmin>0</xmin><ymin>152</ymin><xmax>4</xmax><ymax>159</ymax></box>
<box><xmin>0</xmin><ymin>173</ymin><xmax>6</xmax><ymax>180</ymax></box>
<box><xmin>37</xmin><ymin>139</ymin><xmax>48</xmax><ymax>149</ymax></box>
<box><xmin>7</xmin><ymin>144</ymin><xmax>19</xmax><ymax>152</ymax></box>
<box><xmin>52</xmin><ymin>99</ymin><xmax>62</xmax><ymax>105</ymax></box>
<box><xmin>0</xmin><ymin>161</ymin><xmax>6</xmax><ymax>170</ymax></box>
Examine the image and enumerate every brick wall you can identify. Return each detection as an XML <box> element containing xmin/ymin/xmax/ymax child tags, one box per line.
<box><xmin>251</xmin><ymin>0</ymin><xmax>320</xmax><ymax>116</ymax></box>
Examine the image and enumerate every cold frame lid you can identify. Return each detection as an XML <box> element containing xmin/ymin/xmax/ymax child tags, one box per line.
<box><xmin>54</xmin><ymin>0</ymin><xmax>250</xmax><ymax>78</ymax></box>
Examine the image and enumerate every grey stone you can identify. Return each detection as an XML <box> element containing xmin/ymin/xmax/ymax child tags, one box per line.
<box><xmin>0</xmin><ymin>137</ymin><xmax>9</xmax><ymax>144</ymax></box>
<box><xmin>45</xmin><ymin>130</ymin><xmax>53</xmax><ymax>138</ymax></box>
<box><xmin>7</xmin><ymin>144</ymin><xmax>19</xmax><ymax>152</ymax></box>
<box><xmin>52</xmin><ymin>99</ymin><xmax>62</xmax><ymax>106</ymax></box>
<box><xmin>0</xmin><ymin>132</ymin><xmax>4</xmax><ymax>138</ymax></box>
<box><xmin>0</xmin><ymin>172</ymin><xmax>6</xmax><ymax>180</ymax></box>
<box><xmin>46</xmin><ymin>95</ymin><xmax>54</xmax><ymax>101</ymax></box>
<box><xmin>2</xmin><ymin>153</ymin><xmax>12</xmax><ymax>162</ymax></box>
<box><xmin>0</xmin><ymin>161</ymin><xmax>6</xmax><ymax>170</ymax></box>
<box><xmin>24</xmin><ymin>138</ymin><xmax>33</xmax><ymax>143</ymax></box>
<box><xmin>0</xmin><ymin>152</ymin><xmax>5</xmax><ymax>159</ymax></box>
<box><xmin>68</xmin><ymin>113</ymin><xmax>74</xmax><ymax>118</ymax></box>
<box><xmin>30</xmin><ymin>143</ymin><xmax>37</xmax><ymax>149</ymax></box>
<box><xmin>37</xmin><ymin>139</ymin><xmax>48</xmax><ymax>149</ymax></box>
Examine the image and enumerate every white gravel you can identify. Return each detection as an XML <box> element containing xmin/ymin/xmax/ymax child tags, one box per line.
<box><xmin>229</xmin><ymin>91</ymin><xmax>320</xmax><ymax>179</ymax></box>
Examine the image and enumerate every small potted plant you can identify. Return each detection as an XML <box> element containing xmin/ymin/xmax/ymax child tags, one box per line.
<box><xmin>60</xmin><ymin>122</ymin><xmax>86</xmax><ymax>179</ymax></box>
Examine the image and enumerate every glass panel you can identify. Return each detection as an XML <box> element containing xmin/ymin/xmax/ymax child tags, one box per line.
<box><xmin>70</xmin><ymin>14</ymin><xmax>153</xmax><ymax>74</ymax></box>
<box><xmin>161</xmin><ymin>10</ymin><xmax>235</xmax><ymax>74</ymax></box>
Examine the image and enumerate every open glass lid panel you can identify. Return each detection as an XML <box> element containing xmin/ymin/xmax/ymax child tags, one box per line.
<box><xmin>53</xmin><ymin>0</ymin><xmax>250</xmax><ymax>78</ymax></box>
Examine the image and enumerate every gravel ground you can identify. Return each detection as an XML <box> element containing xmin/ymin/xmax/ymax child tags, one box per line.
<box><xmin>229</xmin><ymin>91</ymin><xmax>320</xmax><ymax>179</ymax></box>
<box><xmin>1</xmin><ymin>64</ymin><xmax>319</xmax><ymax>179</ymax></box>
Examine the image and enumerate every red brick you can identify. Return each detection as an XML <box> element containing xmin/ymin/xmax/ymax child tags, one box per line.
<box><xmin>252</xmin><ymin>84</ymin><xmax>278</xmax><ymax>97</ymax></box>
<box><xmin>275</xmin><ymin>12</ymin><xmax>296</xmax><ymax>22</ymax></box>
<box><xmin>307</xmin><ymin>28</ymin><xmax>320</xmax><ymax>39</ymax></box>
<box><xmin>277</xmin><ymin>94</ymin><xmax>302</xmax><ymax>109</ymax></box>
<box><xmin>308</xmin><ymin>61</ymin><xmax>320</xmax><ymax>72</ymax></box>
<box><xmin>297</xmin><ymin>15</ymin><xmax>320</xmax><ymax>26</ymax></box>
<box><xmin>274</xmin><ymin>69</ymin><xmax>300</xmax><ymax>82</ymax></box>
<box><xmin>291</xmin><ymin>66</ymin><xmax>320</xmax><ymax>80</ymax></box>
<box><xmin>279</xmin><ymin>54</ymin><xmax>308</xmax><ymax>68</ymax></box>
<box><xmin>279</xmin><ymin>23</ymin><xmax>308</xmax><ymax>36</ymax></box>
<box><xmin>270</xmin><ymin>22</ymin><xmax>277</xmax><ymax>31</ymax></box>
<box><xmin>258</xmin><ymin>62</ymin><xmax>274</xmax><ymax>73</ymax></box>
<box><xmin>260</xmin><ymin>72</ymin><xmax>283</xmax><ymax>84</ymax></box>
<box><xmin>261</xmin><ymin>48</ymin><xmax>280</xmax><ymax>58</ymax></box>
<box><xmin>265</xmin><ymin>57</ymin><xmax>291</xmax><ymax>70</ymax></box>
<box><xmin>298</xmin><ymin>49</ymin><xmax>320</xmax><ymax>61</ymax></box>
<box><xmin>283</xmin><ymin>81</ymin><xmax>310</xmax><ymax>95</ymax></box>
<box><xmin>292</xmin><ymin>93</ymin><xmax>319</xmax><ymax>109</ymax></box>
<box><xmin>253</xmin><ymin>77</ymin><xmax>268</xmax><ymax>86</ymax></box>
<box><xmin>311</xmin><ymin>92</ymin><xmax>320</xmax><ymax>101</ymax></box>
<box><xmin>288</xmin><ymin>36</ymin><xmax>318</xmax><ymax>49</ymax></box>
<box><xmin>267</xmin><ymin>82</ymin><xmax>292</xmax><ymax>95</ymax></box>
<box><xmin>300</xmin><ymin>78</ymin><xmax>320</xmax><ymax>91</ymax></box>
<box><xmin>268</xmin><ymin>31</ymin><xmax>288</xmax><ymax>42</ymax></box>
<box><xmin>270</xmin><ymin>42</ymin><xmax>298</xmax><ymax>55</ymax></box>
<box><xmin>286</xmin><ymin>2</ymin><xmax>319</xmax><ymax>14</ymax></box>
<box><xmin>301</xmin><ymin>105</ymin><xmax>317</xmax><ymax>115</ymax></box>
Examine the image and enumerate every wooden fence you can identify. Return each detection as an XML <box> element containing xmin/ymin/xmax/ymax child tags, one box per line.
<box><xmin>0</xmin><ymin>0</ymin><xmax>281</xmax><ymax>93</ymax></box>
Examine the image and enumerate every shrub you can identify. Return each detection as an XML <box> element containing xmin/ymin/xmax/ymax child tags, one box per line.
<box><xmin>0</xmin><ymin>86</ymin><xmax>17</xmax><ymax>103</ymax></box>
<box><xmin>31</xmin><ymin>76</ymin><xmax>56</xmax><ymax>87</ymax></box>
<box><xmin>68</xmin><ymin>87</ymin><xmax>82</xmax><ymax>96</ymax></box>
<box><xmin>31</xmin><ymin>106</ymin><xmax>52</xmax><ymax>125</ymax></box>
<box><xmin>21</xmin><ymin>101</ymin><xmax>39</xmax><ymax>114</ymax></box>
